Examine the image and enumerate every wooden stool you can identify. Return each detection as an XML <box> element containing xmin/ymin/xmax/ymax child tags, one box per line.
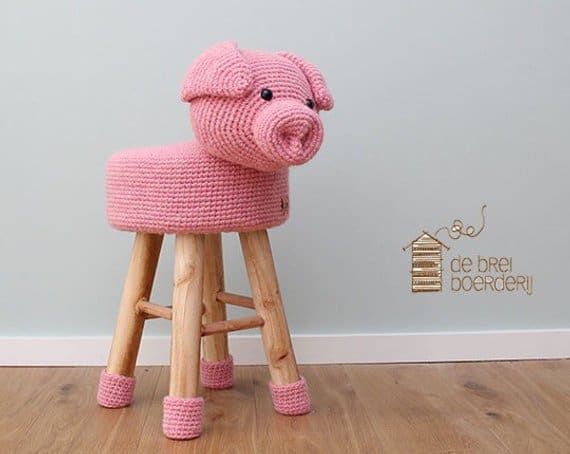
<box><xmin>98</xmin><ymin>41</ymin><xmax>334</xmax><ymax>440</ymax></box>
<box><xmin>98</xmin><ymin>230</ymin><xmax>308</xmax><ymax>439</ymax></box>
<box><xmin>98</xmin><ymin>153</ymin><xmax>311</xmax><ymax>438</ymax></box>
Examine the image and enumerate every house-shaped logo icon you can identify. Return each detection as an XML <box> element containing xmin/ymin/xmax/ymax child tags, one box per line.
<box><xmin>403</xmin><ymin>231</ymin><xmax>450</xmax><ymax>293</ymax></box>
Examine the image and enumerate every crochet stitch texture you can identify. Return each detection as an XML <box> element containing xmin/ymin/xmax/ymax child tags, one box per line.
<box><xmin>97</xmin><ymin>370</ymin><xmax>136</xmax><ymax>408</ymax></box>
<box><xmin>269</xmin><ymin>376</ymin><xmax>311</xmax><ymax>415</ymax></box>
<box><xmin>163</xmin><ymin>396</ymin><xmax>204</xmax><ymax>440</ymax></box>
<box><xmin>200</xmin><ymin>355</ymin><xmax>234</xmax><ymax>389</ymax></box>
<box><xmin>107</xmin><ymin>142</ymin><xmax>288</xmax><ymax>234</ymax></box>
<box><xmin>106</xmin><ymin>41</ymin><xmax>333</xmax><ymax>235</ymax></box>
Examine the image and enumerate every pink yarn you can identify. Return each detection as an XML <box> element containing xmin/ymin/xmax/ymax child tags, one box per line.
<box><xmin>97</xmin><ymin>369</ymin><xmax>135</xmax><ymax>408</ymax></box>
<box><xmin>181</xmin><ymin>41</ymin><xmax>253</xmax><ymax>101</ymax></box>
<box><xmin>106</xmin><ymin>41</ymin><xmax>333</xmax><ymax>234</ymax></box>
<box><xmin>163</xmin><ymin>396</ymin><xmax>204</xmax><ymax>440</ymax></box>
<box><xmin>277</xmin><ymin>52</ymin><xmax>334</xmax><ymax>111</ymax></box>
<box><xmin>106</xmin><ymin>142</ymin><xmax>288</xmax><ymax>234</ymax></box>
<box><xmin>269</xmin><ymin>376</ymin><xmax>311</xmax><ymax>415</ymax></box>
<box><xmin>185</xmin><ymin>42</ymin><xmax>332</xmax><ymax>172</ymax></box>
<box><xmin>253</xmin><ymin>99</ymin><xmax>323</xmax><ymax>168</ymax></box>
<box><xmin>200</xmin><ymin>355</ymin><xmax>234</xmax><ymax>389</ymax></box>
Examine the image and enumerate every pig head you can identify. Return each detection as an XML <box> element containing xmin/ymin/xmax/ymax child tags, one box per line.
<box><xmin>181</xmin><ymin>41</ymin><xmax>334</xmax><ymax>172</ymax></box>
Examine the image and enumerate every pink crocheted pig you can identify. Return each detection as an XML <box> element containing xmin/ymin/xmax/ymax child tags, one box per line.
<box><xmin>101</xmin><ymin>42</ymin><xmax>333</xmax><ymax>440</ymax></box>
<box><xmin>182</xmin><ymin>41</ymin><xmax>334</xmax><ymax>172</ymax></box>
<box><xmin>106</xmin><ymin>42</ymin><xmax>333</xmax><ymax>234</ymax></box>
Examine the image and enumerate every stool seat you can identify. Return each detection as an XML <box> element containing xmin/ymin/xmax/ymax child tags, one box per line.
<box><xmin>106</xmin><ymin>142</ymin><xmax>289</xmax><ymax>234</ymax></box>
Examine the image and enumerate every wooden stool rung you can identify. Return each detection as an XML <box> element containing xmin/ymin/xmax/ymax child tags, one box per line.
<box><xmin>136</xmin><ymin>300</ymin><xmax>173</xmax><ymax>320</ymax></box>
<box><xmin>201</xmin><ymin>315</ymin><xmax>264</xmax><ymax>337</ymax></box>
<box><xmin>216</xmin><ymin>292</ymin><xmax>255</xmax><ymax>309</ymax></box>
<box><xmin>137</xmin><ymin>300</ymin><xmax>207</xmax><ymax>320</ymax></box>
<box><xmin>137</xmin><ymin>298</ymin><xmax>262</xmax><ymax>336</ymax></box>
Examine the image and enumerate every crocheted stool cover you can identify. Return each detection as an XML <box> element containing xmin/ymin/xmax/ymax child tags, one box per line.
<box><xmin>200</xmin><ymin>355</ymin><xmax>234</xmax><ymax>389</ymax></box>
<box><xmin>106</xmin><ymin>142</ymin><xmax>289</xmax><ymax>234</ymax></box>
<box><xmin>163</xmin><ymin>396</ymin><xmax>204</xmax><ymax>440</ymax></box>
<box><xmin>97</xmin><ymin>370</ymin><xmax>136</xmax><ymax>408</ymax></box>
<box><xmin>269</xmin><ymin>376</ymin><xmax>311</xmax><ymax>415</ymax></box>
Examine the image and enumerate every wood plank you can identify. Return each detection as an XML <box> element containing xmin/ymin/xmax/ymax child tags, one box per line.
<box><xmin>433</xmin><ymin>361</ymin><xmax>570</xmax><ymax>452</ymax></box>
<box><xmin>509</xmin><ymin>360</ymin><xmax>570</xmax><ymax>443</ymax></box>
<box><xmin>345</xmin><ymin>363</ymin><xmax>509</xmax><ymax>453</ymax></box>
<box><xmin>513</xmin><ymin>359</ymin><xmax>570</xmax><ymax>406</ymax></box>
<box><xmin>14</xmin><ymin>367</ymin><xmax>95</xmax><ymax>452</ymax></box>
<box><xmin>137</xmin><ymin>365</ymin><xmax>257</xmax><ymax>453</ymax></box>
<box><xmin>197</xmin><ymin>366</ymin><xmax>257</xmax><ymax>453</ymax></box>
<box><xmin>66</xmin><ymin>366</ymin><xmax>162</xmax><ymax>453</ymax></box>
<box><xmin>387</xmin><ymin>363</ymin><xmax>512</xmax><ymax>452</ymax></box>
<box><xmin>1</xmin><ymin>360</ymin><xmax>568</xmax><ymax>452</ymax></box>
<box><xmin>252</xmin><ymin>364</ymin><xmax>383</xmax><ymax>453</ymax></box>
<box><xmin>0</xmin><ymin>368</ymin><xmax>71</xmax><ymax>452</ymax></box>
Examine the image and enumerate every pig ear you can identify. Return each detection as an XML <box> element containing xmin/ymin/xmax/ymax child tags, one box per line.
<box><xmin>277</xmin><ymin>52</ymin><xmax>334</xmax><ymax>111</ymax></box>
<box><xmin>181</xmin><ymin>41</ymin><xmax>254</xmax><ymax>102</ymax></box>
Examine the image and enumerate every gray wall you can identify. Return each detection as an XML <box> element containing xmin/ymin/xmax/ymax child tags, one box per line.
<box><xmin>1</xmin><ymin>1</ymin><xmax>568</xmax><ymax>336</ymax></box>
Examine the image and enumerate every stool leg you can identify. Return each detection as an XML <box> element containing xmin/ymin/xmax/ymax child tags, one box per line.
<box><xmin>239</xmin><ymin>230</ymin><xmax>311</xmax><ymax>416</ymax></box>
<box><xmin>163</xmin><ymin>233</ymin><xmax>205</xmax><ymax>440</ymax></box>
<box><xmin>97</xmin><ymin>233</ymin><xmax>163</xmax><ymax>408</ymax></box>
<box><xmin>200</xmin><ymin>233</ymin><xmax>233</xmax><ymax>389</ymax></box>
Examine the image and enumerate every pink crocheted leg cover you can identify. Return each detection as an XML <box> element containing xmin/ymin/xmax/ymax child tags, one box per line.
<box><xmin>200</xmin><ymin>355</ymin><xmax>234</xmax><ymax>389</ymax></box>
<box><xmin>269</xmin><ymin>376</ymin><xmax>311</xmax><ymax>415</ymax></box>
<box><xmin>97</xmin><ymin>369</ymin><xmax>135</xmax><ymax>408</ymax></box>
<box><xmin>163</xmin><ymin>396</ymin><xmax>204</xmax><ymax>440</ymax></box>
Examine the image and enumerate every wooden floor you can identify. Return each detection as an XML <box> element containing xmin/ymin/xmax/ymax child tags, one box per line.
<box><xmin>0</xmin><ymin>360</ymin><xmax>568</xmax><ymax>453</ymax></box>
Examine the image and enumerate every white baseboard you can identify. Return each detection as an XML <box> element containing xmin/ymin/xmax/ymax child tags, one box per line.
<box><xmin>0</xmin><ymin>330</ymin><xmax>568</xmax><ymax>366</ymax></box>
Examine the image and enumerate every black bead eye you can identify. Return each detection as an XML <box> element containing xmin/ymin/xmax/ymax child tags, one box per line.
<box><xmin>305</xmin><ymin>98</ymin><xmax>315</xmax><ymax>109</ymax></box>
<box><xmin>260</xmin><ymin>88</ymin><xmax>273</xmax><ymax>101</ymax></box>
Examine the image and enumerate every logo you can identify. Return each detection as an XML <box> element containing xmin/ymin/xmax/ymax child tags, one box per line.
<box><xmin>402</xmin><ymin>205</ymin><xmax>534</xmax><ymax>295</ymax></box>
<box><xmin>402</xmin><ymin>231</ymin><xmax>449</xmax><ymax>292</ymax></box>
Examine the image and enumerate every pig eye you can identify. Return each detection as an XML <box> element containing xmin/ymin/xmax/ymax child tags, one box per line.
<box><xmin>260</xmin><ymin>88</ymin><xmax>273</xmax><ymax>101</ymax></box>
<box><xmin>305</xmin><ymin>98</ymin><xmax>315</xmax><ymax>109</ymax></box>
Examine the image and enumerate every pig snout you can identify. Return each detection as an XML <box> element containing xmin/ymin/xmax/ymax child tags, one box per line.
<box><xmin>253</xmin><ymin>100</ymin><xmax>324</xmax><ymax>168</ymax></box>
